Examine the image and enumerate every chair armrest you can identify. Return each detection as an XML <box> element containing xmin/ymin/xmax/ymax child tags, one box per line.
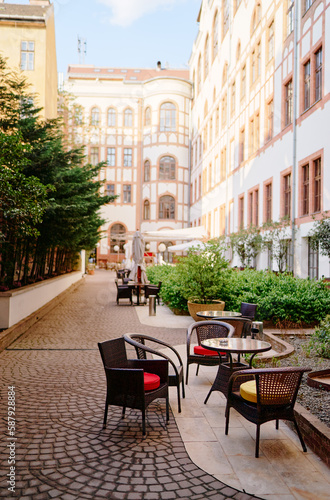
<box><xmin>124</xmin><ymin>334</ymin><xmax>184</xmax><ymax>372</ymax></box>
<box><xmin>128</xmin><ymin>359</ymin><xmax>168</xmax><ymax>383</ymax></box>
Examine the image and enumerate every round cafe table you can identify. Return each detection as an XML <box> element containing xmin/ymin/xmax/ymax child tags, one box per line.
<box><xmin>201</xmin><ymin>337</ymin><xmax>272</xmax><ymax>403</ymax></box>
<box><xmin>196</xmin><ymin>310</ymin><xmax>242</xmax><ymax>319</ymax></box>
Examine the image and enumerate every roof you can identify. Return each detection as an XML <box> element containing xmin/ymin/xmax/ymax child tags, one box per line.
<box><xmin>67</xmin><ymin>65</ymin><xmax>190</xmax><ymax>83</ymax></box>
<box><xmin>0</xmin><ymin>3</ymin><xmax>51</xmax><ymax>22</ymax></box>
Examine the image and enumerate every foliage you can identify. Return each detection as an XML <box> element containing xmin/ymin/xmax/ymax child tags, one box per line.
<box><xmin>146</xmin><ymin>264</ymin><xmax>188</xmax><ymax>312</ymax></box>
<box><xmin>262</xmin><ymin>217</ymin><xmax>293</xmax><ymax>273</ymax></box>
<box><xmin>229</xmin><ymin>225</ymin><xmax>263</xmax><ymax>268</ymax></box>
<box><xmin>308</xmin><ymin>213</ymin><xmax>330</xmax><ymax>259</ymax></box>
<box><xmin>309</xmin><ymin>315</ymin><xmax>330</xmax><ymax>358</ymax></box>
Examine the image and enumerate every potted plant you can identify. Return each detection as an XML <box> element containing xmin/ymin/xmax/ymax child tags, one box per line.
<box><xmin>175</xmin><ymin>240</ymin><xmax>230</xmax><ymax>321</ymax></box>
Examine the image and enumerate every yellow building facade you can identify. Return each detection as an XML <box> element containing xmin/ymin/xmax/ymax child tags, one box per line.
<box><xmin>0</xmin><ymin>0</ymin><xmax>57</xmax><ymax>119</ymax></box>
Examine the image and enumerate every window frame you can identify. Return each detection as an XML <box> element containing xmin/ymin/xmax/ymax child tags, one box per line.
<box><xmin>107</xmin><ymin>107</ymin><xmax>116</xmax><ymax>127</ymax></box>
<box><xmin>159</xmin><ymin>156</ymin><xmax>176</xmax><ymax>180</ymax></box>
<box><xmin>20</xmin><ymin>40</ymin><xmax>35</xmax><ymax>71</ymax></box>
<box><xmin>159</xmin><ymin>102</ymin><xmax>176</xmax><ymax>132</ymax></box>
<box><xmin>123</xmin><ymin>148</ymin><xmax>133</xmax><ymax>167</ymax></box>
<box><xmin>124</xmin><ymin>108</ymin><xmax>133</xmax><ymax>127</ymax></box>
<box><xmin>159</xmin><ymin>195</ymin><xmax>175</xmax><ymax>220</ymax></box>
<box><xmin>123</xmin><ymin>184</ymin><xmax>132</xmax><ymax>204</ymax></box>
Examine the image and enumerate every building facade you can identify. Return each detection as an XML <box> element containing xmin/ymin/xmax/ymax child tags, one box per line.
<box><xmin>63</xmin><ymin>64</ymin><xmax>192</xmax><ymax>263</ymax></box>
<box><xmin>0</xmin><ymin>0</ymin><xmax>57</xmax><ymax>119</ymax></box>
<box><xmin>190</xmin><ymin>0</ymin><xmax>329</xmax><ymax>278</ymax></box>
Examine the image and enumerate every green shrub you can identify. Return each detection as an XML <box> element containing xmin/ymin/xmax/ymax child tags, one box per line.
<box><xmin>309</xmin><ymin>315</ymin><xmax>330</xmax><ymax>358</ymax></box>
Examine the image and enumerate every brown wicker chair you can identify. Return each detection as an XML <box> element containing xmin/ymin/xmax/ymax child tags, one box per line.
<box><xmin>144</xmin><ymin>282</ymin><xmax>162</xmax><ymax>305</ymax></box>
<box><xmin>240</xmin><ymin>302</ymin><xmax>257</xmax><ymax>320</ymax></box>
<box><xmin>225</xmin><ymin>367</ymin><xmax>311</xmax><ymax>457</ymax></box>
<box><xmin>186</xmin><ymin>320</ymin><xmax>235</xmax><ymax>384</ymax></box>
<box><xmin>115</xmin><ymin>278</ymin><xmax>133</xmax><ymax>305</ymax></box>
<box><xmin>124</xmin><ymin>333</ymin><xmax>185</xmax><ymax>413</ymax></box>
<box><xmin>98</xmin><ymin>337</ymin><xmax>169</xmax><ymax>436</ymax></box>
<box><xmin>217</xmin><ymin>317</ymin><xmax>252</xmax><ymax>338</ymax></box>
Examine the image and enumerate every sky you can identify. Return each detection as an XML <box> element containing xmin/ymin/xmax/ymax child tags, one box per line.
<box><xmin>51</xmin><ymin>0</ymin><xmax>201</xmax><ymax>75</ymax></box>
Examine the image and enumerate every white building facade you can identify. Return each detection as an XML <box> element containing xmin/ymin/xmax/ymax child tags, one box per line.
<box><xmin>190</xmin><ymin>0</ymin><xmax>330</xmax><ymax>278</ymax></box>
<box><xmin>64</xmin><ymin>65</ymin><xmax>192</xmax><ymax>264</ymax></box>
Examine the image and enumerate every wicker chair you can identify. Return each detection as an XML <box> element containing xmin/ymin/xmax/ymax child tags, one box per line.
<box><xmin>98</xmin><ymin>337</ymin><xmax>169</xmax><ymax>436</ymax></box>
<box><xmin>186</xmin><ymin>320</ymin><xmax>235</xmax><ymax>384</ymax></box>
<box><xmin>124</xmin><ymin>333</ymin><xmax>185</xmax><ymax>413</ymax></box>
<box><xmin>115</xmin><ymin>278</ymin><xmax>133</xmax><ymax>305</ymax></box>
<box><xmin>240</xmin><ymin>302</ymin><xmax>257</xmax><ymax>320</ymax></box>
<box><xmin>225</xmin><ymin>367</ymin><xmax>311</xmax><ymax>457</ymax></box>
<box><xmin>217</xmin><ymin>317</ymin><xmax>252</xmax><ymax>338</ymax></box>
<box><xmin>144</xmin><ymin>282</ymin><xmax>162</xmax><ymax>305</ymax></box>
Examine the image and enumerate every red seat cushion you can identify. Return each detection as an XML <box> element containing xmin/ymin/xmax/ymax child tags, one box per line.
<box><xmin>194</xmin><ymin>345</ymin><xmax>225</xmax><ymax>356</ymax></box>
<box><xmin>144</xmin><ymin>372</ymin><xmax>160</xmax><ymax>391</ymax></box>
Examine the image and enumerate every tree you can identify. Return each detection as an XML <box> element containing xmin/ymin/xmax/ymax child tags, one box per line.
<box><xmin>229</xmin><ymin>225</ymin><xmax>263</xmax><ymax>268</ymax></box>
<box><xmin>262</xmin><ymin>217</ymin><xmax>293</xmax><ymax>273</ymax></box>
<box><xmin>308</xmin><ymin>213</ymin><xmax>330</xmax><ymax>260</ymax></box>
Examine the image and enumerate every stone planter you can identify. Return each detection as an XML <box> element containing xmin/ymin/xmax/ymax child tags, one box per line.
<box><xmin>187</xmin><ymin>300</ymin><xmax>225</xmax><ymax>322</ymax></box>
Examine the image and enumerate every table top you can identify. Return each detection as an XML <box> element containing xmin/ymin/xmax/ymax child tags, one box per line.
<box><xmin>201</xmin><ymin>337</ymin><xmax>272</xmax><ymax>355</ymax></box>
<box><xmin>196</xmin><ymin>310</ymin><xmax>242</xmax><ymax>319</ymax></box>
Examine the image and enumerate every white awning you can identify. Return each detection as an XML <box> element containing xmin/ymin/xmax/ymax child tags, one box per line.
<box><xmin>167</xmin><ymin>240</ymin><xmax>206</xmax><ymax>252</ymax></box>
<box><xmin>143</xmin><ymin>226</ymin><xmax>208</xmax><ymax>242</ymax></box>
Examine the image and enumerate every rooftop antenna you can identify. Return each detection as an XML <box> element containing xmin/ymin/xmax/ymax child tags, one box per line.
<box><xmin>77</xmin><ymin>36</ymin><xmax>87</xmax><ymax>64</ymax></box>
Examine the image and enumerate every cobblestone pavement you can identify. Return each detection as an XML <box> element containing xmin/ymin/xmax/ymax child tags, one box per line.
<box><xmin>0</xmin><ymin>271</ymin><xmax>261</xmax><ymax>499</ymax></box>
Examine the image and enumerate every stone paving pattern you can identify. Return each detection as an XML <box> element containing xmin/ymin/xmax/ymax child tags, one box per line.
<box><xmin>0</xmin><ymin>271</ymin><xmax>261</xmax><ymax>499</ymax></box>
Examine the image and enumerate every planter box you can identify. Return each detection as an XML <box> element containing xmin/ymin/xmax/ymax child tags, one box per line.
<box><xmin>187</xmin><ymin>300</ymin><xmax>225</xmax><ymax>322</ymax></box>
<box><xmin>0</xmin><ymin>271</ymin><xmax>84</xmax><ymax>329</ymax></box>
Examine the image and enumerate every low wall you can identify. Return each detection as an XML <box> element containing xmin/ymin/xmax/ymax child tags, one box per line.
<box><xmin>0</xmin><ymin>271</ymin><xmax>84</xmax><ymax>330</ymax></box>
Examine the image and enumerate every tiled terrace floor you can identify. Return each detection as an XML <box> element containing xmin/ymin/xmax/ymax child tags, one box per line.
<box><xmin>0</xmin><ymin>270</ymin><xmax>329</xmax><ymax>499</ymax></box>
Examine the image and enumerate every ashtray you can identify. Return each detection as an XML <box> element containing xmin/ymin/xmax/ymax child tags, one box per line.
<box><xmin>219</xmin><ymin>339</ymin><xmax>228</xmax><ymax>345</ymax></box>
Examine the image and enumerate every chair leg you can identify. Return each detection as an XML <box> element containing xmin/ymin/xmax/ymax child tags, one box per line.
<box><xmin>196</xmin><ymin>364</ymin><xmax>200</xmax><ymax>376</ymax></box>
<box><xmin>255</xmin><ymin>424</ymin><xmax>260</xmax><ymax>458</ymax></box>
<box><xmin>186</xmin><ymin>364</ymin><xmax>189</xmax><ymax>385</ymax></box>
<box><xmin>142</xmin><ymin>408</ymin><xmax>146</xmax><ymax>437</ymax></box>
<box><xmin>293</xmin><ymin>418</ymin><xmax>307</xmax><ymax>452</ymax></box>
<box><xmin>122</xmin><ymin>407</ymin><xmax>126</xmax><ymax>418</ymax></box>
<box><xmin>225</xmin><ymin>403</ymin><xmax>230</xmax><ymax>435</ymax></box>
<box><xmin>181</xmin><ymin>379</ymin><xmax>185</xmax><ymax>399</ymax></box>
<box><xmin>176</xmin><ymin>386</ymin><xmax>181</xmax><ymax>413</ymax></box>
<box><xmin>166</xmin><ymin>397</ymin><xmax>169</xmax><ymax>422</ymax></box>
<box><xmin>103</xmin><ymin>401</ymin><xmax>108</xmax><ymax>429</ymax></box>
<box><xmin>276</xmin><ymin>419</ymin><xmax>279</xmax><ymax>430</ymax></box>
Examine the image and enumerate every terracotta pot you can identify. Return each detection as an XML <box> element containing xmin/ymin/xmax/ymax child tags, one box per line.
<box><xmin>187</xmin><ymin>300</ymin><xmax>225</xmax><ymax>322</ymax></box>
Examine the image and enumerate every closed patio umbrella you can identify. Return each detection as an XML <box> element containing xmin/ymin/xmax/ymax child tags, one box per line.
<box><xmin>129</xmin><ymin>230</ymin><xmax>148</xmax><ymax>283</ymax></box>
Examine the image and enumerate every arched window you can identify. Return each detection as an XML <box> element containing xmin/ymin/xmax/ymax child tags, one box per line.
<box><xmin>145</xmin><ymin>107</ymin><xmax>151</xmax><ymax>127</ymax></box>
<box><xmin>213</xmin><ymin>10</ymin><xmax>219</xmax><ymax>60</ymax></box>
<box><xmin>107</xmin><ymin>107</ymin><xmax>116</xmax><ymax>127</ymax></box>
<box><xmin>160</xmin><ymin>102</ymin><xmax>176</xmax><ymax>132</ymax></box>
<box><xmin>159</xmin><ymin>156</ymin><xmax>176</xmax><ymax>180</ymax></box>
<box><xmin>222</xmin><ymin>63</ymin><xmax>228</xmax><ymax>87</ymax></box>
<box><xmin>237</xmin><ymin>42</ymin><xmax>241</xmax><ymax>61</ymax></box>
<box><xmin>197</xmin><ymin>54</ymin><xmax>202</xmax><ymax>94</ymax></box>
<box><xmin>110</xmin><ymin>223</ymin><xmax>125</xmax><ymax>253</ymax></box>
<box><xmin>91</xmin><ymin>107</ymin><xmax>99</xmax><ymax>126</ymax></box>
<box><xmin>124</xmin><ymin>108</ymin><xmax>133</xmax><ymax>127</ymax></box>
<box><xmin>204</xmin><ymin>35</ymin><xmax>209</xmax><ymax>79</ymax></box>
<box><xmin>144</xmin><ymin>160</ymin><xmax>150</xmax><ymax>182</ymax></box>
<box><xmin>251</xmin><ymin>3</ymin><xmax>261</xmax><ymax>33</ymax></box>
<box><xmin>143</xmin><ymin>200</ymin><xmax>150</xmax><ymax>220</ymax></box>
<box><xmin>159</xmin><ymin>195</ymin><xmax>175</xmax><ymax>219</ymax></box>
<box><xmin>223</xmin><ymin>0</ymin><xmax>229</xmax><ymax>38</ymax></box>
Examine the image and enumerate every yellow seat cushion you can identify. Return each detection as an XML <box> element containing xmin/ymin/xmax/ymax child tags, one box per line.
<box><xmin>240</xmin><ymin>380</ymin><xmax>257</xmax><ymax>403</ymax></box>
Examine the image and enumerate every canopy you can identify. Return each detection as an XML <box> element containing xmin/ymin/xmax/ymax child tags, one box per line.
<box><xmin>167</xmin><ymin>240</ymin><xmax>206</xmax><ymax>252</ymax></box>
<box><xmin>143</xmin><ymin>226</ymin><xmax>207</xmax><ymax>242</ymax></box>
<box><xmin>129</xmin><ymin>231</ymin><xmax>148</xmax><ymax>283</ymax></box>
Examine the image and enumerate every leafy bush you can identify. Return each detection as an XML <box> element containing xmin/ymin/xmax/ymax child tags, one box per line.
<box><xmin>309</xmin><ymin>315</ymin><xmax>330</xmax><ymax>358</ymax></box>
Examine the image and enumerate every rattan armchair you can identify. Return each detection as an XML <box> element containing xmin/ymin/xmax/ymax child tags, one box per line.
<box><xmin>225</xmin><ymin>367</ymin><xmax>311</xmax><ymax>457</ymax></box>
<box><xmin>98</xmin><ymin>337</ymin><xmax>169</xmax><ymax>436</ymax></box>
<box><xmin>240</xmin><ymin>302</ymin><xmax>257</xmax><ymax>320</ymax></box>
<box><xmin>124</xmin><ymin>333</ymin><xmax>185</xmax><ymax>413</ymax></box>
<box><xmin>186</xmin><ymin>320</ymin><xmax>235</xmax><ymax>384</ymax></box>
<box><xmin>115</xmin><ymin>278</ymin><xmax>133</xmax><ymax>305</ymax></box>
<box><xmin>144</xmin><ymin>282</ymin><xmax>162</xmax><ymax>305</ymax></box>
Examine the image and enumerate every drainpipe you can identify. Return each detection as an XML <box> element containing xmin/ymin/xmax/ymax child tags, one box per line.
<box><xmin>188</xmin><ymin>95</ymin><xmax>192</xmax><ymax>226</ymax></box>
<box><xmin>225</xmin><ymin>4</ymin><xmax>232</xmax><ymax>236</ymax></box>
<box><xmin>292</xmin><ymin>0</ymin><xmax>299</xmax><ymax>275</ymax></box>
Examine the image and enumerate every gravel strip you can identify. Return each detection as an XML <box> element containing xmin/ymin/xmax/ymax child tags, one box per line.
<box><xmin>278</xmin><ymin>336</ymin><xmax>330</xmax><ymax>427</ymax></box>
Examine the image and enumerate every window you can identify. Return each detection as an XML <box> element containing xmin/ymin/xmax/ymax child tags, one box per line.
<box><xmin>159</xmin><ymin>195</ymin><xmax>175</xmax><ymax>219</ymax></box>
<box><xmin>265</xmin><ymin>183</ymin><xmax>272</xmax><ymax>222</ymax></box>
<box><xmin>124</xmin><ymin>108</ymin><xmax>133</xmax><ymax>127</ymax></box>
<box><xmin>209</xmin><ymin>117</ymin><xmax>213</xmax><ymax>146</ymax></box>
<box><xmin>302</xmin><ymin>164</ymin><xmax>309</xmax><ymax>215</ymax></box>
<box><xmin>124</xmin><ymin>148</ymin><xmax>132</xmax><ymax>167</ymax></box>
<box><xmin>107</xmin><ymin>108</ymin><xmax>116</xmax><ymax>127</ymax></box>
<box><xmin>73</xmin><ymin>106</ymin><xmax>83</xmax><ymax>125</ymax></box>
<box><xmin>160</xmin><ymin>102</ymin><xmax>176</xmax><ymax>131</ymax></box>
<box><xmin>252</xmin><ymin>4</ymin><xmax>261</xmax><ymax>32</ymax></box>
<box><xmin>251</xmin><ymin>42</ymin><xmax>261</xmax><ymax>84</ymax></box>
<box><xmin>239</xmin><ymin>128</ymin><xmax>245</xmax><ymax>163</ymax></box>
<box><xmin>268</xmin><ymin>21</ymin><xmax>274</xmax><ymax>62</ymax></box>
<box><xmin>314</xmin><ymin>157</ymin><xmax>321</xmax><ymax>212</ymax></box>
<box><xmin>106</xmin><ymin>184</ymin><xmax>115</xmax><ymax>197</ymax></box>
<box><xmin>266</xmin><ymin>100</ymin><xmax>274</xmax><ymax>142</ymax></box>
<box><xmin>20</xmin><ymin>41</ymin><xmax>34</xmax><ymax>70</ymax></box>
<box><xmin>159</xmin><ymin>156</ymin><xmax>175</xmax><ymax>180</ymax></box>
<box><xmin>106</xmin><ymin>148</ymin><xmax>116</xmax><ymax>166</ymax></box>
<box><xmin>231</xmin><ymin>81</ymin><xmax>236</xmax><ymax>115</ymax></box>
<box><xmin>110</xmin><ymin>223</ymin><xmax>125</xmax><ymax>253</ymax></box>
<box><xmin>308</xmin><ymin>238</ymin><xmax>318</xmax><ymax>279</ymax></box>
<box><xmin>285</xmin><ymin>240</ymin><xmax>293</xmax><ymax>272</ymax></box>
<box><xmin>284</xmin><ymin>173</ymin><xmax>292</xmax><ymax>217</ymax></box>
<box><xmin>255</xmin><ymin>189</ymin><xmax>259</xmax><ymax>226</ymax></box>
<box><xmin>90</xmin><ymin>147</ymin><xmax>99</xmax><ymax>165</ymax></box>
<box><xmin>315</xmin><ymin>47</ymin><xmax>322</xmax><ymax>102</ymax></box>
<box><xmin>285</xmin><ymin>80</ymin><xmax>293</xmax><ymax>126</ymax></box>
<box><xmin>197</xmin><ymin>55</ymin><xmax>202</xmax><ymax>94</ymax></box>
<box><xmin>204</xmin><ymin>35</ymin><xmax>209</xmax><ymax>79</ymax></box>
<box><xmin>304</xmin><ymin>0</ymin><xmax>313</xmax><ymax>13</ymax></box>
<box><xmin>91</xmin><ymin>107</ymin><xmax>100</xmax><ymax>126</ymax></box>
<box><xmin>249</xmin><ymin>113</ymin><xmax>259</xmax><ymax>154</ymax></box>
<box><xmin>241</xmin><ymin>65</ymin><xmax>246</xmax><ymax>99</ymax></box>
<box><xmin>215</xmin><ymin>106</ymin><xmax>220</xmax><ymax>136</ymax></box>
<box><xmin>220</xmin><ymin>147</ymin><xmax>226</xmax><ymax>182</ymax></box>
<box><xmin>143</xmin><ymin>200</ymin><xmax>150</xmax><ymax>220</ymax></box>
<box><xmin>287</xmin><ymin>0</ymin><xmax>294</xmax><ymax>36</ymax></box>
<box><xmin>239</xmin><ymin>196</ymin><xmax>244</xmax><ymax>228</ymax></box>
<box><xmin>221</xmin><ymin>93</ymin><xmax>227</xmax><ymax>126</ymax></box>
<box><xmin>145</xmin><ymin>107</ymin><xmax>151</xmax><ymax>127</ymax></box>
<box><xmin>213</xmin><ymin>11</ymin><xmax>219</xmax><ymax>60</ymax></box>
<box><xmin>144</xmin><ymin>160</ymin><xmax>150</xmax><ymax>182</ymax></box>
<box><xmin>303</xmin><ymin>60</ymin><xmax>311</xmax><ymax>110</ymax></box>
<box><xmin>267</xmin><ymin>242</ymin><xmax>273</xmax><ymax>269</ymax></box>
<box><xmin>123</xmin><ymin>185</ymin><xmax>131</xmax><ymax>203</ymax></box>
<box><xmin>223</xmin><ymin>0</ymin><xmax>229</xmax><ymax>38</ymax></box>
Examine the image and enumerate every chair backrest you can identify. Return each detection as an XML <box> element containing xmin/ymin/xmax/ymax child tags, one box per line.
<box><xmin>253</xmin><ymin>367</ymin><xmax>309</xmax><ymax>406</ymax></box>
<box><xmin>240</xmin><ymin>302</ymin><xmax>257</xmax><ymax>320</ymax></box>
<box><xmin>145</xmin><ymin>284</ymin><xmax>160</xmax><ymax>298</ymax></box>
<box><xmin>218</xmin><ymin>317</ymin><xmax>252</xmax><ymax>338</ymax></box>
<box><xmin>98</xmin><ymin>337</ymin><xmax>128</xmax><ymax>369</ymax></box>
<box><xmin>188</xmin><ymin>320</ymin><xmax>235</xmax><ymax>345</ymax></box>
